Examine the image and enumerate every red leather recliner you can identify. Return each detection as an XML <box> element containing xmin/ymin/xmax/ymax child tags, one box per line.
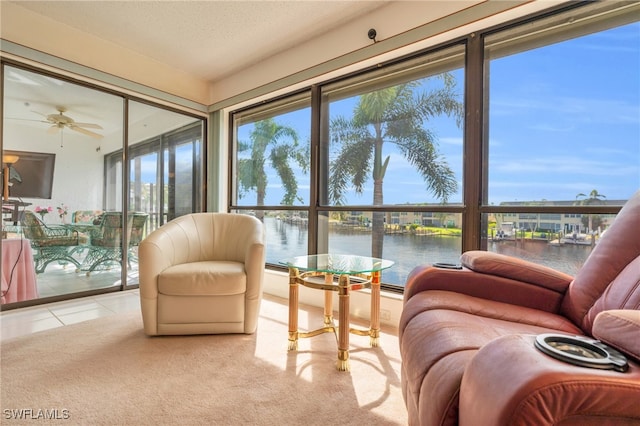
<box><xmin>399</xmin><ymin>190</ymin><xmax>640</xmax><ymax>426</ymax></box>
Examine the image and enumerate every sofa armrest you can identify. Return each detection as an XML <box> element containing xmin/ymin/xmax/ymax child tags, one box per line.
<box><xmin>593</xmin><ymin>310</ymin><xmax>640</xmax><ymax>363</ymax></box>
<box><xmin>404</xmin><ymin>254</ymin><xmax>573</xmax><ymax>313</ymax></box>
<box><xmin>461</xmin><ymin>250</ymin><xmax>573</xmax><ymax>292</ymax></box>
<box><xmin>459</xmin><ymin>334</ymin><xmax>640</xmax><ymax>425</ymax></box>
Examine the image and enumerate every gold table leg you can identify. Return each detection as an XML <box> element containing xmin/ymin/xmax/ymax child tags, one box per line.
<box><xmin>324</xmin><ymin>273</ymin><xmax>333</xmax><ymax>325</ymax></box>
<box><xmin>287</xmin><ymin>267</ymin><xmax>299</xmax><ymax>351</ymax></box>
<box><xmin>336</xmin><ymin>273</ymin><xmax>350</xmax><ymax>371</ymax></box>
<box><xmin>369</xmin><ymin>270</ymin><xmax>381</xmax><ymax>347</ymax></box>
<box><xmin>286</xmin><ymin>264</ymin><xmax>384</xmax><ymax>371</ymax></box>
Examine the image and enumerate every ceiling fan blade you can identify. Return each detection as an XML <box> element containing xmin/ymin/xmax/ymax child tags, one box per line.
<box><xmin>31</xmin><ymin>110</ymin><xmax>49</xmax><ymax>118</ymax></box>
<box><xmin>70</xmin><ymin>125</ymin><xmax>103</xmax><ymax>139</ymax></box>
<box><xmin>47</xmin><ymin>125</ymin><xmax>61</xmax><ymax>135</ymax></box>
<box><xmin>72</xmin><ymin>122</ymin><xmax>103</xmax><ymax>129</ymax></box>
<box><xmin>6</xmin><ymin>117</ymin><xmax>48</xmax><ymax>123</ymax></box>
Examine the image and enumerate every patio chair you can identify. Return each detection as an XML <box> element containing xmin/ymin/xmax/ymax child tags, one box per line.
<box><xmin>20</xmin><ymin>211</ymin><xmax>82</xmax><ymax>273</ymax></box>
<box><xmin>70</xmin><ymin>209</ymin><xmax>103</xmax><ymax>232</ymax></box>
<box><xmin>127</xmin><ymin>212</ymin><xmax>148</xmax><ymax>263</ymax></box>
<box><xmin>79</xmin><ymin>212</ymin><xmax>148</xmax><ymax>275</ymax></box>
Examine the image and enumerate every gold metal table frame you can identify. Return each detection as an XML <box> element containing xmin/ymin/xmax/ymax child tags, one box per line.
<box><xmin>281</xmin><ymin>254</ymin><xmax>394</xmax><ymax>371</ymax></box>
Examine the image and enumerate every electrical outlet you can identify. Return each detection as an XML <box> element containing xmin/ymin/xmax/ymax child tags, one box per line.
<box><xmin>380</xmin><ymin>309</ymin><xmax>391</xmax><ymax>321</ymax></box>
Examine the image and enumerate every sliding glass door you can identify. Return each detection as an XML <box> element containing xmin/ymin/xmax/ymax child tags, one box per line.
<box><xmin>105</xmin><ymin>101</ymin><xmax>204</xmax><ymax>288</ymax></box>
<box><xmin>1</xmin><ymin>65</ymin><xmax>205</xmax><ymax>307</ymax></box>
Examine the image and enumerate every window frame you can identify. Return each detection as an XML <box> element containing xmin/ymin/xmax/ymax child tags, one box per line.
<box><xmin>228</xmin><ymin>1</ymin><xmax>638</xmax><ymax>291</ymax></box>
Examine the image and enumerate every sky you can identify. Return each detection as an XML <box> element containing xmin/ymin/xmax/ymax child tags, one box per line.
<box><xmin>226</xmin><ymin>21</ymin><xmax>639</xmax><ymax>207</ymax></box>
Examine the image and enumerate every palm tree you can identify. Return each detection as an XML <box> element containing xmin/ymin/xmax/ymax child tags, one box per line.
<box><xmin>329</xmin><ymin>74</ymin><xmax>463</xmax><ymax>258</ymax></box>
<box><xmin>575</xmin><ymin>189</ymin><xmax>606</xmax><ymax>234</ymax></box>
<box><xmin>237</xmin><ymin>118</ymin><xmax>307</xmax><ymax>219</ymax></box>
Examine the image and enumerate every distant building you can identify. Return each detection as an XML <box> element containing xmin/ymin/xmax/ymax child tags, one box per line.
<box><xmin>340</xmin><ymin>198</ymin><xmax>625</xmax><ymax>235</ymax></box>
<box><xmin>494</xmin><ymin>199</ymin><xmax>625</xmax><ymax>234</ymax></box>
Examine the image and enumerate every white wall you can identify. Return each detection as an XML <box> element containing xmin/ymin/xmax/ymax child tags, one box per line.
<box><xmin>0</xmin><ymin>2</ymin><xmax>210</xmax><ymax>105</ymax></box>
<box><xmin>4</xmin><ymin>124</ymin><xmax>105</xmax><ymax>222</ymax></box>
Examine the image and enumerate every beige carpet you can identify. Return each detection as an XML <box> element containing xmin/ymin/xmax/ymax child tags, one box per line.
<box><xmin>1</xmin><ymin>295</ymin><xmax>407</xmax><ymax>425</ymax></box>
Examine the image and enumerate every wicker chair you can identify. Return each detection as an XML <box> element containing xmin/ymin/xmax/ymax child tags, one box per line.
<box><xmin>21</xmin><ymin>211</ymin><xmax>82</xmax><ymax>273</ymax></box>
<box><xmin>70</xmin><ymin>209</ymin><xmax>103</xmax><ymax>234</ymax></box>
<box><xmin>79</xmin><ymin>212</ymin><xmax>148</xmax><ymax>275</ymax></box>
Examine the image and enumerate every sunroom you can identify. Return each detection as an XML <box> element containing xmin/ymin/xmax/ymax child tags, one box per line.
<box><xmin>1</xmin><ymin>1</ymin><xmax>637</xmax><ymax>313</ymax></box>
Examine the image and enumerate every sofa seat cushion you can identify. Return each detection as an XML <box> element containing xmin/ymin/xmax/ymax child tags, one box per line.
<box><xmin>158</xmin><ymin>260</ymin><xmax>246</xmax><ymax>296</ymax></box>
<box><xmin>400</xmin><ymin>290</ymin><xmax>584</xmax><ymax>426</ymax></box>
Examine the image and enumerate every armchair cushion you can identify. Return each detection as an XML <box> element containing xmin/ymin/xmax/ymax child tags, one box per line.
<box><xmin>158</xmin><ymin>261</ymin><xmax>246</xmax><ymax>296</ymax></box>
<box><xmin>400</xmin><ymin>288</ymin><xmax>584</xmax><ymax>426</ymax></box>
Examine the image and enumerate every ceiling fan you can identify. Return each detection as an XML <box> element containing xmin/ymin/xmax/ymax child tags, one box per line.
<box><xmin>32</xmin><ymin>106</ymin><xmax>104</xmax><ymax>140</ymax></box>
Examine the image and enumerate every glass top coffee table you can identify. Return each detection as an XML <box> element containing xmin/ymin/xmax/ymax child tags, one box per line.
<box><xmin>279</xmin><ymin>254</ymin><xmax>394</xmax><ymax>371</ymax></box>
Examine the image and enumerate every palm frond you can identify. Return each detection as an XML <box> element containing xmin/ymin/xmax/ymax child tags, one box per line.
<box><xmin>270</xmin><ymin>145</ymin><xmax>299</xmax><ymax>205</ymax></box>
<box><xmin>328</xmin><ymin>123</ymin><xmax>374</xmax><ymax>203</ymax></box>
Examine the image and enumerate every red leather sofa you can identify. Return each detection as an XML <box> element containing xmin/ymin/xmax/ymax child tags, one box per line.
<box><xmin>399</xmin><ymin>190</ymin><xmax>640</xmax><ymax>425</ymax></box>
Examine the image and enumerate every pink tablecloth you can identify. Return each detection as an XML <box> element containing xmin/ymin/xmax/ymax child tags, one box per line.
<box><xmin>1</xmin><ymin>239</ymin><xmax>39</xmax><ymax>304</ymax></box>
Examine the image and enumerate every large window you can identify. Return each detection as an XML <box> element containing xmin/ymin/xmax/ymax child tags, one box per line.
<box><xmin>230</xmin><ymin>1</ymin><xmax>639</xmax><ymax>288</ymax></box>
<box><xmin>231</xmin><ymin>93</ymin><xmax>311</xmax><ymax>264</ymax></box>
<box><xmin>319</xmin><ymin>45</ymin><xmax>465</xmax><ymax>285</ymax></box>
<box><xmin>482</xmin><ymin>2</ymin><xmax>640</xmax><ymax>275</ymax></box>
<box><xmin>485</xmin><ymin>4</ymin><xmax>639</xmax><ymax>205</ymax></box>
<box><xmin>232</xmin><ymin>46</ymin><xmax>466</xmax><ymax>286</ymax></box>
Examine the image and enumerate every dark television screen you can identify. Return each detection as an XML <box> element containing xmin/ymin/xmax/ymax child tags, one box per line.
<box><xmin>3</xmin><ymin>150</ymin><xmax>56</xmax><ymax>200</ymax></box>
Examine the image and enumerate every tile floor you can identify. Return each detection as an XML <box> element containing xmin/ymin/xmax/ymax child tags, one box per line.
<box><xmin>36</xmin><ymin>263</ymin><xmax>137</xmax><ymax>299</ymax></box>
<box><xmin>0</xmin><ymin>290</ymin><xmax>142</xmax><ymax>342</ymax></box>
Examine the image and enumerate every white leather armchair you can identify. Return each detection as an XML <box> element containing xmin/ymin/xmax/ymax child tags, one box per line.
<box><xmin>139</xmin><ymin>213</ymin><xmax>265</xmax><ymax>336</ymax></box>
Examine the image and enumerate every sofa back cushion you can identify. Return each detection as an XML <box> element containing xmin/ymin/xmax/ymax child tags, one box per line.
<box><xmin>561</xmin><ymin>190</ymin><xmax>640</xmax><ymax>334</ymax></box>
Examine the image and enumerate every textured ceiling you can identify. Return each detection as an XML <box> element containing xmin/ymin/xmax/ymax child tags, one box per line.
<box><xmin>9</xmin><ymin>0</ymin><xmax>390</xmax><ymax>82</ymax></box>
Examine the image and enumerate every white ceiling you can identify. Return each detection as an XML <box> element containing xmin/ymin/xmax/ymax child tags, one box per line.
<box><xmin>3</xmin><ymin>65</ymin><xmax>200</xmax><ymax>148</ymax></box>
<box><xmin>3</xmin><ymin>0</ymin><xmax>396</xmax><ymax>144</ymax></box>
<box><xmin>8</xmin><ymin>0</ymin><xmax>391</xmax><ymax>83</ymax></box>
<box><xmin>2</xmin><ymin>1</ymin><xmax>559</xmax><ymax>146</ymax></box>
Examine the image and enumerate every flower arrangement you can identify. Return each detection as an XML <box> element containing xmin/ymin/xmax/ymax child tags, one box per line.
<box><xmin>57</xmin><ymin>203</ymin><xmax>69</xmax><ymax>222</ymax></box>
<box><xmin>34</xmin><ymin>206</ymin><xmax>53</xmax><ymax>221</ymax></box>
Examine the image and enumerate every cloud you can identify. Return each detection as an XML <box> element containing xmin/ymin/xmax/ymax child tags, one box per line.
<box><xmin>440</xmin><ymin>137</ymin><xmax>463</xmax><ymax>145</ymax></box>
<box><xmin>491</xmin><ymin>96</ymin><xmax>639</xmax><ymax>125</ymax></box>
<box><xmin>493</xmin><ymin>157</ymin><xmax>637</xmax><ymax>177</ymax></box>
